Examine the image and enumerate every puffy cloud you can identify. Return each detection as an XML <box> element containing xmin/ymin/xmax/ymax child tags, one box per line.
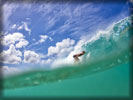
<box><xmin>2</xmin><ymin>65</ymin><xmax>20</xmax><ymax>75</ymax></box>
<box><xmin>41</xmin><ymin>59</ymin><xmax>52</xmax><ymax>64</ymax></box>
<box><xmin>51</xmin><ymin>38</ymin><xmax>86</xmax><ymax>68</ymax></box>
<box><xmin>23</xmin><ymin>50</ymin><xmax>42</xmax><ymax>64</ymax></box>
<box><xmin>48</xmin><ymin>38</ymin><xmax>75</xmax><ymax>57</ymax></box>
<box><xmin>16</xmin><ymin>39</ymin><xmax>29</xmax><ymax>48</ymax></box>
<box><xmin>1</xmin><ymin>32</ymin><xmax>29</xmax><ymax>48</ymax></box>
<box><xmin>1</xmin><ymin>32</ymin><xmax>24</xmax><ymax>46</ymax></box>
<box><xmin>0</xmin><ymin>44</ymin><xmax>22</xmax><ymax>64</ymax></box>
<box><xmin>35</xmin><ymin>35</ymin><xmax>53</xmax><ymax>45</ymax></box>
<box><xmin>39</xmin><ymin>35</ymin><xmax>48</xmax><ymax>43</ymax></box>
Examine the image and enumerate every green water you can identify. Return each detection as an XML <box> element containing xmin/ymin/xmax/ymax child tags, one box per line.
<box><xmin>3</xmin><ymin>62</ymin><xmax>130</xmax><ymax>97</ymax></box>
<box><xmin>3</xmin><ymin>16</ymin><xmax>132</xmax><ymax>97</ymax></box>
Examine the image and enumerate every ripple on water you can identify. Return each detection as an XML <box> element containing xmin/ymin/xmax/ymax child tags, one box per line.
<box><xmin>110</xmin><ymin>63</ymin><xmax>115</xmax><ymax>67</ymax></box>
<box><xmin>117</xmin><ymin>59</ymin><xmax>122</xmax><ymax>63</ymax></box>
<box><xmin>25</xmin><ymin>77</ymin><xmax>30</xmax><ymax>81</ymax></box>
<box><xmin>58</xmin><ymin>80</ymin><xmax>62</xmax><ymax>82</ymax></box>
<box><xmin>125</xmin><ymin>55</ymin><xmax>128</xmax><ymax>59</ymax></box>
<box><xmin>33</xmin><ymin>81</ymin><xmax>39</xmax><ymax>85</ymax></box>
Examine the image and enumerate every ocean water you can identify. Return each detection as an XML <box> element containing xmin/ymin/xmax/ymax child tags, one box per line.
<box><xmin>3</xmin><ymin>15</ymin><xmax>132</xmax><ymax>97</ymax></box>
<box><xmin>3</xmin><ymin>63</ymin><xmax>130</xmax><ymax>97</ymax></box>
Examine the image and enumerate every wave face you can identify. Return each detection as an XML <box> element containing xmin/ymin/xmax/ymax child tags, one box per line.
<box><xmin>4</xmin><ymin>16</ymin><xmax>132</xmax><ymax>89</ymax></box>
<box><xmin>82</xmin><ymin>16</ymin><xmax>132</xmax><ymax>63</ymax></box>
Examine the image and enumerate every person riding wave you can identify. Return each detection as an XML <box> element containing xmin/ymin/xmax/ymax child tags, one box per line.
<box><xmin>73</xmin><ymin>51</ymin><xmax>85</xmax><ymax>63</ymax></box>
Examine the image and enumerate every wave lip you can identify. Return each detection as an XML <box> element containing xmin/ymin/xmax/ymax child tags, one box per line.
<box><xmin>82</xmin><ymin>16</ymin><xmax>132</xmax><ymax>62</ymax></box>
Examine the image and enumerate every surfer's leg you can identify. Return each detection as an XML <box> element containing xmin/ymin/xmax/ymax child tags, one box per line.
<box><xmin>73</xmin><ymin>55</ymin><xmax>79</xmax><ymax>61</ymax></box>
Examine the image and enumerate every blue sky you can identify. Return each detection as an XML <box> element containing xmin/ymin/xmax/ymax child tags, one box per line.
<box><xmin>0</xmin><ymin>0</ymin><xmax>131</xmax><ymax>74</ymax></box>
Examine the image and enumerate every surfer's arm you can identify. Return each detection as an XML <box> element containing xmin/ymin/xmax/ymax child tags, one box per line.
<box><xmin>73</xmin><ymin>51</ymin><xmax>85</xmax><ymax>62</ymax></box>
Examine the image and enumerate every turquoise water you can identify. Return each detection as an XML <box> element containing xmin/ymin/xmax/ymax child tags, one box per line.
<box><xmin>3</xmin><ymin>16</ymin><xmax>132</xmax><ymax>97</ymax></box>
<box><xmin>3</xmin><ymin>62</ymin><xmax>130</xmax><ymax>97</ymax></box>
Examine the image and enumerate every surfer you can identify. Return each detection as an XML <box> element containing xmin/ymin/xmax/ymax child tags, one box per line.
<box><xmin>73</xmin><ymin>51</ymin><xmax>85</xmax><ymax>63</ymax></box>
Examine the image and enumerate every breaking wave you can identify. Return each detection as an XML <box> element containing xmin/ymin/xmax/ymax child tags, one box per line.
<box><xmin>4</xmin><ymin>16</ymin><xmax>132</xmax><ymax>89</ymax></box>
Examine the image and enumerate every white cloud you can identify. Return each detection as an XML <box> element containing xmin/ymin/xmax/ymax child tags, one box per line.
<box><xmin>41</xmin><ymin>59</ymin><xmax>52</xmax><ymax>64</ymax></box>
<box><xmin>10</xmin><ymin>24</ymin><xmax>17</xmax><ymax>29</ymax></box>
<box><xmin>26</xmin><ymin>18</ymin><xmax>31</xmax><ymax>20</ymax></box>
<box><xmin>2</xmin><ymin>3</ymin><xmax>33</xmax><ymax>29</ymax></box>
<box><xmin>51</xmin><ymin>22</ymin><xmax>118</xmax><ymax>68</ymax></box>
<box><xmin>23</xmin><ymin>50</ymin><xmax>51</xmax><ymax>65</ymax></box>
<box><xmin>23</xmin><ymin>50</ymin><xmax>42</xmax><ymax>64</ymax></box>
<box><xmin>35</xmin><ymin>35</ymin><xmax>53</xmax><ymax>45</ymax></box>
<box><xmin>23</xmin><ymin>22</ymin><xmax>31</xmax><ymax>35</ymax></box>
<box><xmin>51</xmin><ymin>39</ymin><xmax>85</xmax><ymax>68</ymax></box>
<box><xmin>1</xmin><ymin>32</ymin><xmax>24</xmax><ymax>46</ymax></box>
<box><xmin>39</xmin><ymin>35</ymin><xmax>53</xmax><ymax>43</ymax></box>
<box><xmin>17</xmin><ymin>25</ymin><xmax>23</xmax><ymax>30</ymax></box>
<box><xmin>17</xmin><ymin>22</ymin><xmax>31</xmax><ymax>35</ymax></box>
<box><xmin>1</xmin><ymin>32</ymin><xmax>29</xmax><ymax>48</ymax></box>
<box><xmin>16</xmin><ymin>39</ymin><xmax>29</xmax><ymax>48</ymax></box>
<box><xmin>2</xmin><ymin>65</ymin><xmax>20</xmax><ymax>75</ymax></box>
<box><xmin>49</xmin><ymin>37</ymin><xmax>53</xmax><ymax>41</ymax></box>
<box><xmin>2</xmin><ymin>3</ymin><xmax>19</xmax><ymax>29</ymax></box>
<box><xmin>48</xmin><ymin>38</ymin><xmax>75</xmax><ymax>57</ymax></box>
<box><xmin>0</xmin><ymin>44</ymin><xmax>22</xmax><ymax>64</ymax></box>
<box><xmin>39</xmin><ymin>35</ymin><xmax>48</xmax><ymax>43</ymax></box>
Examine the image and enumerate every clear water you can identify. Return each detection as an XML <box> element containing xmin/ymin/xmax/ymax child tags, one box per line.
<box><xmin>3</xmin><ymin>62</ymin><xmax>130</xmax><ymax>97</ymax></box>
<box><xmin>3</xmin><ymin>15</ymin><xmax>132</xmax><ymax>97</ymax></box>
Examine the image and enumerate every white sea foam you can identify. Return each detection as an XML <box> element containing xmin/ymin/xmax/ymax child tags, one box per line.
<box><xmin>51</xmin><ymin>16</ymin><xmax>131</xmax><ymax>68</ymax></box>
